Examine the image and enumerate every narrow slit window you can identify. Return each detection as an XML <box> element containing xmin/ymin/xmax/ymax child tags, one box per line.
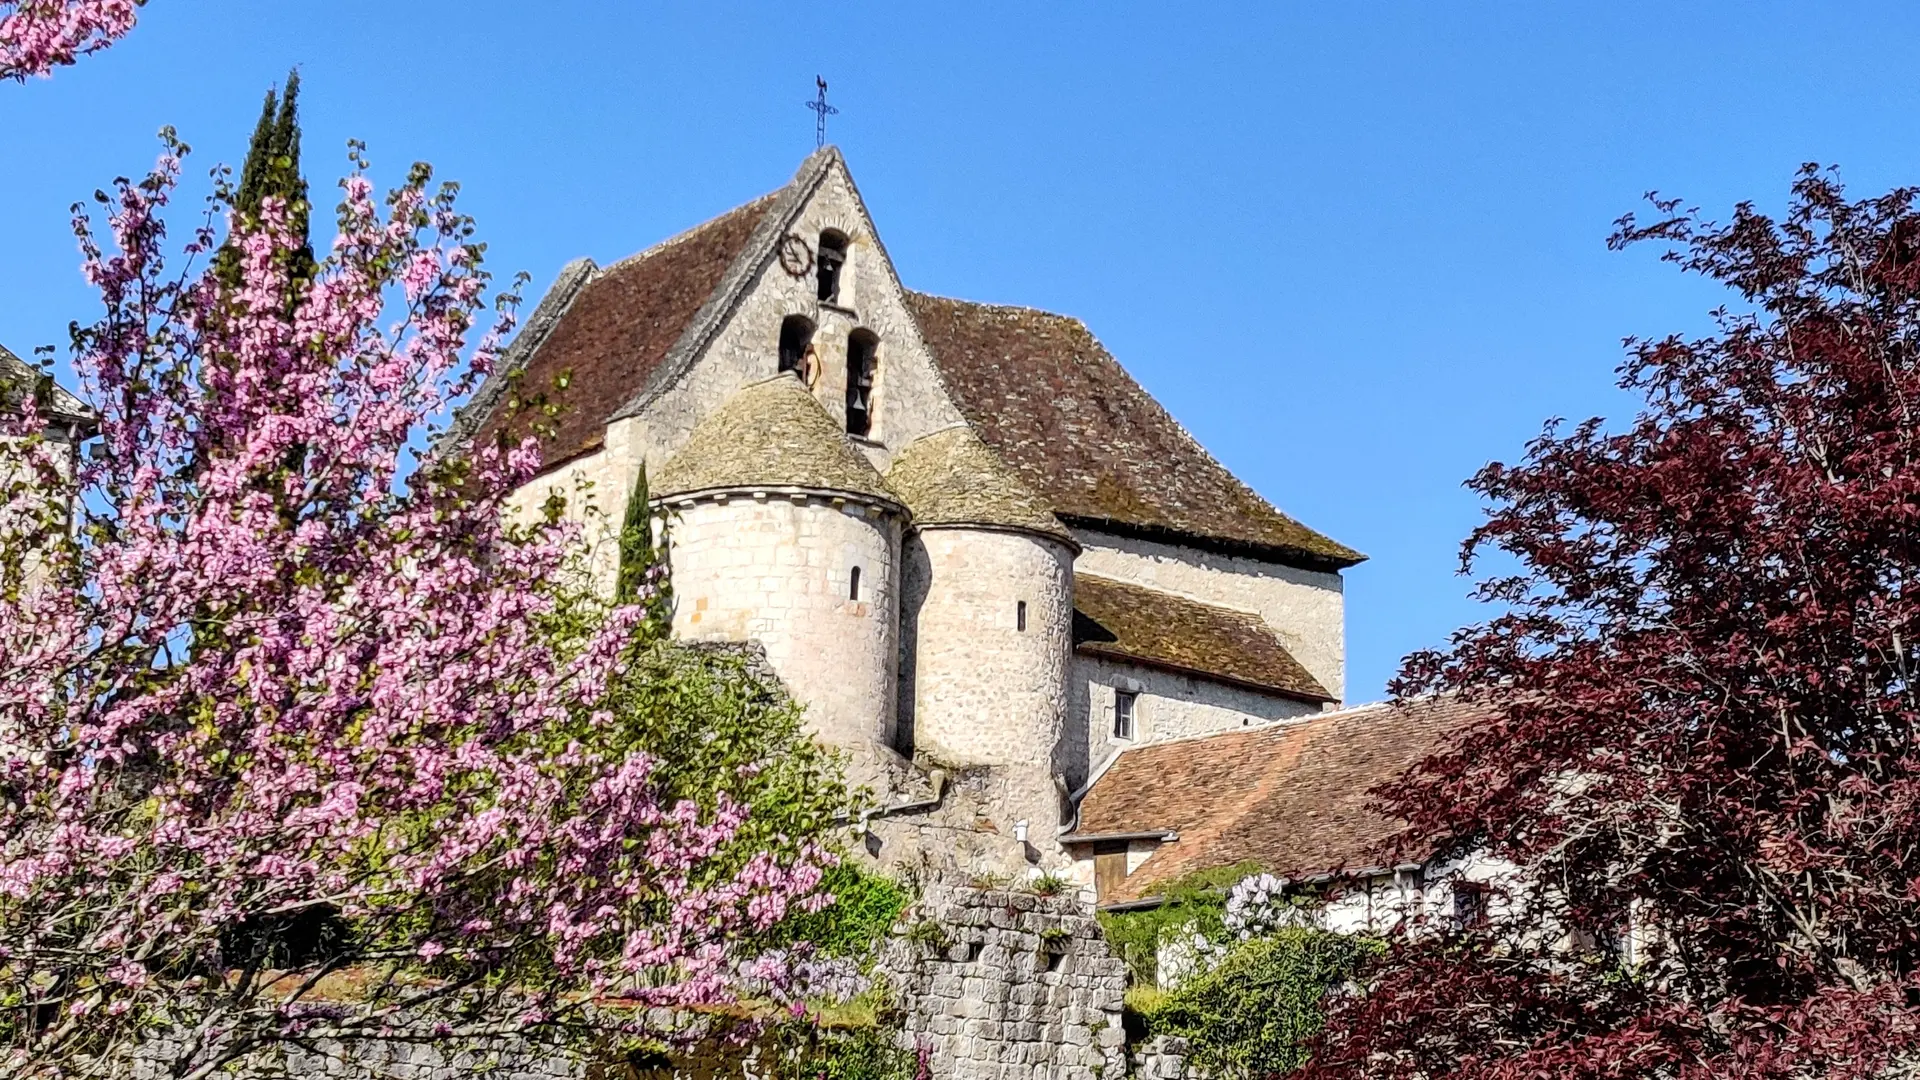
<box><xmin>1113</xmin><ymin>690</ymin><xmax>1137</xmax><ymax>740</ymax></box>
<box><xmin>778</xmin><ymin>314</ymin><xmax>815</xmax><ymax>375</ymax></box>
<box><xmin>849</xmin><ymin>565</ymin><xmax>862</xmax><ymax>602</ymax></box>
<box><xmin>1017</xmin><ymin>601</ymin><xmax>1028</xmax><ymax>631</ymax></box>
<box><xmin>817</xmin><ymin>230</ymin><xmax>848</xmax><ymax>303</ymax></box>
<box><xmin>845</xmin><ymin>329</ymin><xmax>879</xmax><ymax>437</ymax></box>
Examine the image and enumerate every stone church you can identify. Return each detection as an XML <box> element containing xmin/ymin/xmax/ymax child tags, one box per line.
<box><xmin>450</xmin><ymin>147</ymin><xmax>1445</xmax><ymax>904</ymax></box>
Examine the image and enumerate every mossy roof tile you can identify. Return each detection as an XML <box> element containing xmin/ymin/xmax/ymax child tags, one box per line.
<box><xmin>1072</xmin><ymin>574</ymin><xmax>1330</xmax><ymax>701</ymax></box>
<box><xmin>904</xmin><ymin>292</ymin><xmax>1363</xmax><ymax>570</ymax></box>
<box><xmin>884</xmin><ymin>426</ymin><xmax>1072</xmax><ymax>543</ymax></box>
<box><xmin>467</xmin><ymin>194</ymin><xmax>776</xmax><ymax>469</ymax></box>
<box><xmin>653</xmin><ymin>374</ymin><xmax>896</xmax><ymax>503</ymax></box>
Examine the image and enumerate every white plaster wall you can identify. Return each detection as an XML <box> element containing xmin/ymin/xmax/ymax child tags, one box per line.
<box><xmin>1072</xmin><ymin>528</ymin><xmax>1348</xmax><ymax>702</ymax></box>
<box><xmin>664</xmin><ymin>493</ymin><xmax>900</xmax><ymax>757</ymax></box>
<box><xmin>1066</xmin><ymin>654</ymin><xmax>1322</xmax><ymax>792</ymax></box>
<box><xmin>898</xmin><ymin>526</ymin><xmax>1074</xmax><ymax>846</ymax></box>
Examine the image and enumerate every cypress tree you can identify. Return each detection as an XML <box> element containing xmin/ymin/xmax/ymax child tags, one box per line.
<box><xmin>616</xmin><ymin>465</ymin><xmax>674</xmax><ymax>639</ymax></box>
<box><xmin>219</xmin><ymin>69</ymin><xmax>313</xmax><ymax>290</ymax></box>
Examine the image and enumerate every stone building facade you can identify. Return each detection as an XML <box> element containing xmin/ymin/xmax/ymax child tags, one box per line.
<box><xmin>450</xmin><ymin>146</ymin><xmax>1369</xmax><ymax>888</ymax></box>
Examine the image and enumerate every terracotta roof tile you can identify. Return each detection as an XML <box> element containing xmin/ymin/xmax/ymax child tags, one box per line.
<box><xmin>653</xmin><ymin>373</ymin><xmax>896</xmax><ymax>504</ymax></box>
<box><xmin>884</xmin><ymin>425</ymin><xmax>1073</xmax><ymax>544</ymax></box>
<box><xmin>467</xmin><ymin>195</ymin><xmax>776</xmax><ymax>470</ymax></box>
<box><xmin>904</xmin><ymin>293</ymin><xmax>1363</xmax><ymax>570</ymax></box>
<box><xmin>1073</xmin><ymin>575</ymin><xmax>1329</xmax><ymax>701</ymax></box>
<box><xmin>1075</xmin><ymin>697</ymin><xmax>1490</xmax><ymax>902</ymax></box>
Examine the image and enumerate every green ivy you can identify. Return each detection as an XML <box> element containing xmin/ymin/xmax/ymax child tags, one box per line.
<box><xmin>1095</xmin><ymin>861</ymin><xmax>1263</xmax><ymax>985</ymax></box>
<box><xmin>1138</xmin><ymin>928</ymin><xmax>1383</xmax><ymax>1078</ymax></box>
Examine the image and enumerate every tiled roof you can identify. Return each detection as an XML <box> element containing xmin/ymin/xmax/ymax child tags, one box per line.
<box><xmin>464</xmin><ymin>194</ymin><xmax>777</xmax><ymax>470</ymax></box>
<box><xmin>1074</xmin><ymin>696</ymin><xmax>1489</xmax><ymax>903</ymax></box>
<box><xmin>0</xmin><ymin>344</ymin><xmax>91</xmax><ymax>425</ymax></box>
<box><xmin>652</xmin><ymin>373</ymin><xmax>897</xmax><ymax>504</ymax></box>
<box><xmin>884</xmin><ymin>425</ymin><xmax>1074</xmax><ymax>544</ymax></box>
<box><xmin>904</xmin><ymin>293</ymin><xmax>1363</xmax><ymax>570</ymax></box>
<box><xmin>1072</xmin><ymin>575</ymin><xmax>1330</xmax><ymax>701</ymax></box>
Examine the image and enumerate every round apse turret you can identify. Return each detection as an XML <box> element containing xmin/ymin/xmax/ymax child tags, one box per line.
<box><xmin>888</xmin><ymin>425</ymin><xmax>1079</xmax><ymax>842</ymax></box>
<box><xmin>653</xmin><ymin>373</ymin><xmax>904</xmax><ymax>756</ymax></box>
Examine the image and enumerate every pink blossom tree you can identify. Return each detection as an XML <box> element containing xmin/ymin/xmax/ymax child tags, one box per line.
<box><xmin>0</xmin><ymin>0</ymin><xmax>140</xmax><ymax>81</ymax></box>
<box><xmin>0</xmin><ymin>133</ymin><xmax>838</xmax><ymax>1079</ymax></box>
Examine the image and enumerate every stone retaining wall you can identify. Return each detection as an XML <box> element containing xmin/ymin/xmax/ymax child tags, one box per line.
<box><xmin>129</xmin><ymin>879</ymin><xmax>1176</xmax><ymax>1079</ymax></box>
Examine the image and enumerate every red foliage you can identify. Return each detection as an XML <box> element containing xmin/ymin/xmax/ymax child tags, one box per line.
<box><xmin>1304</xmin><ymin>167</ymin><xmax>1920</xmax><ymax>1079</ymax></box>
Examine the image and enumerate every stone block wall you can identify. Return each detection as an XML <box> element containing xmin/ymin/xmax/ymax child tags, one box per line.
<box><xmin>127</xmin><ymin>877</ymin><xmax>1183</xmax><ymax>1079</ymax></box>
<box><xmin>880</xmin><ymin>878</ymin><xmax>1131</xmax><ymax>1080</ymax></box>
<box><xmin>1067</xmin><ymin>653</ymin><xmax>1322</xmax><ymax>791</ymax></box>
<box><xmin>665</xmin><ymin>492</ymin><xmax>901</xmax><ymax>766</ymax></box>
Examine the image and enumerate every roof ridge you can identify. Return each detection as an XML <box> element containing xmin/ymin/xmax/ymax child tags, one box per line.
<box><xmin>611</xmin><ymin>147</ymin><xmax>839</xmax><ymax>423</ymax></box>
<box><xmin>903</xmin><ymin>289</ymin><xmax>1092</xmax><ymax>323</ymax></box>
<box><xmin>599</xmin><ymin>189</ymin><xmax>783</xmax><ymax>276</ymax></box>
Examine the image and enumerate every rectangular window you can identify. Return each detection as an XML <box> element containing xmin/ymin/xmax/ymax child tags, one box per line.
<box><xmin>1113</xmin><ymin>690</ymin><xmax>1137</xmax><ymax>740</ymax></box>
<box><xmin>1453</xmin><ymin>881</ymin><xmax>1489</xmax><ymax>929</ymax></box>
<box><xmin>1017</xmin><ymin>600</ymin><xmax>1028</xmax><ymax>631</ymax></box>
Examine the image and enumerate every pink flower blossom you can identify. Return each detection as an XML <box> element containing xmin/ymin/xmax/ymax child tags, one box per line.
<box><xmin>0</xmin><ymin>0</ymin><xmax>139</xmax><ymax>81</ymax></box>
<box><xmin>0</xmin><ymin>138</ymin><xmax>830</xmax><ymax>1077</ymax></box>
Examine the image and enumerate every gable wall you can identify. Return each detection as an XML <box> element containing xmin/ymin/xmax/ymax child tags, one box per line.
<box><xmin>501</xmin><ymin>160</ymin><xmax>971</xmax><ymax>595</ymax></box>
<box><xmin>1070</xmin><ymin>529</ymin><xmax>1346</xmax><ymax>703</ymax></box>
<box><xmin>1064</xmin><ymin>654</ymin><xmax>1322</xmax><ymax>792</ymax></box>
<box><xmin>626</xmin><ymin>163</ymin><xmax>967</xmax><ymax>496</ymax></box>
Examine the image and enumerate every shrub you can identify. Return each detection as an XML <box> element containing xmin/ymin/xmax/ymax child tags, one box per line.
<box><xmin>769</xmin><ymin>861</ymin><xmax>911</xmax><ymax>960</ymax></box>
<box><xmin>1142</xmin><ymin>928</ymin><xmax>1382</xmax><ymax>1078</ymax></box>
<box><xmin>1095</xmin><ymin>862</ymin><xmax>1264</xmax><ymax>985</ymax></box>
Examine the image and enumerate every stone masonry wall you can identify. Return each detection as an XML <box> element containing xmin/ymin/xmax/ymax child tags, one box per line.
<box><xmin>626</xmin><ymin>159</ymin><xmax>968</xmax><ymax>490</ymax></box>
<box><xmin>881</xmin><ymin>878</ymin><xmax>1130</xmax><ymax>1080</ymax></box>
<box><xmin>897</xmin><ymin>528</ymin><xmax>1074</xmax><ymax>863</ymax></box>
<box><xmin>666</xmin><ymin>492</ymin><xmax>901</xmax><ymax>764</ymax></box>
<box><xmin>1066</xmin><ymin>653</ymin><xmax>1323</xmax><ymax>792</ymax></box>
<box><xmin>130</xmin><ymin>879</ymin><xmax>1182</xmax><ymax>1080</ymax></box>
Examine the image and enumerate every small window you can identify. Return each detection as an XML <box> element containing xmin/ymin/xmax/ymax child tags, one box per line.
<box><xmin>845</xmin><ymin>329</ymin><xmax>879</xmax><ymax>437</ymax></box>
<box><xmin>1113</xmin><ymin>690</ymin><xmax>1137</xmax><ymax>740</ymax></box>
<box><xmin>849</xmin><ymin>565</ymin><xmax>862</xmax><ymax>602</ymax></box>
<box><xmin>1453</xmin><ymin>881</ymin><xmax>1489</xmax><ymax>929</ymax></box>
<box><xmin>817</xmin><ymin>230</ymin><xmax>848</xmax><ymax>303</ymax></box>
<box><xmin>778</xmin><ymin>314</ymin><xmax>815</xmax><ymax>376</ymax></box>
<box><xmin>1017</xmin><ymin>601</ymin><xmax>1028</xmax><ymax>632</ymax></box>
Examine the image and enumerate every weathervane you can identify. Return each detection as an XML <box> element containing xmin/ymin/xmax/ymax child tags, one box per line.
<box><xmin>806</xmin><ymin>75</ymin><xmax>838</xmax><ymax>149</ymax></box>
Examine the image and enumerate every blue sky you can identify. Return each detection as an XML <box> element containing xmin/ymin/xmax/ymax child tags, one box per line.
<box><xmin>5</xmin><ymin>2</ymin><xmax>1919</xmax><ymax>701</ymax></box>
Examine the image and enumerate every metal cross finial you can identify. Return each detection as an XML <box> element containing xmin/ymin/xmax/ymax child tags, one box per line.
<box><xmin>806</xmin><ymin>75</ymin><xmax>838</xmax><ymax>149</ymax></box>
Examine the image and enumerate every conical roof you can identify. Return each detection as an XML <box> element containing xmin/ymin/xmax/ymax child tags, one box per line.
<box><xmin>653</xmin><ymin>373</ymin><xmax>897</xmax><ymax>504</ymax></box>
<box><xmin>885</xmin><ymin>425</ymin><xmax>1072</xmax><ymax>544</ymax></box>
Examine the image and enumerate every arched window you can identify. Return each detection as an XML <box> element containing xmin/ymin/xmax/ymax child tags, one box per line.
<box><xmin>849</xmin><ymin>565</ymin><xmax>862</xmax><ymax>602</ymax></box>
<box><xmin>817</xmin><ymin>230</ymin><xmax>848</xmax><ymax>304</ymax></box>
<box><xmin>778</xmin><ymin>314</ymin><xmax>815</xmax><ymax>375</ymax></box>
<box><xmin>845</xmin><ymin>329</ymin><xmax>879</xmax><ymax>437</ymax></box>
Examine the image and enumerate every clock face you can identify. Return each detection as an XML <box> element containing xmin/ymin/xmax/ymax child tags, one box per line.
<box><xmin>778</xmin><ymin>234</ymin><xmax>814</xmax><ymax>277</ymax></box>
